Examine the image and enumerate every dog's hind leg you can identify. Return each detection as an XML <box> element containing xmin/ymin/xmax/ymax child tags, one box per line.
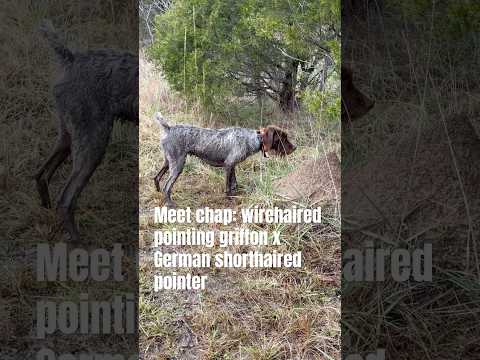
<box><xmin>56</xmin><ymin>120</ymin><xmax>112</xmax><ymax>242</ymax></box>
<box><xmin>162</xmin><ymin>155</ymin><xmax>186</xmax><ymax>207</ymax></box>
<box><xmin>35</xmin><ymin>129</ymin><xmax>71</xmax><ymax>208</ymax></box>
<box><xmin>154</xmin><ymin>159</ymin><xmax>169</xmax><ymax>192</ymax></box>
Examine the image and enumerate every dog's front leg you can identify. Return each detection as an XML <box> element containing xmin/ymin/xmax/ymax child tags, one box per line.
<box><xmin>229</xmin><ymin>167</ymin><xmax>237</xmax><ymax>192</ymax></box>
<box><xmin>224</xmin><ymin>166</ymin><xmax>236</xmax><ymax>196</ymax></box>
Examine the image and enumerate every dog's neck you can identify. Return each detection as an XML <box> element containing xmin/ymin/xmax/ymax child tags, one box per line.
<box><xmin>256</xmin><ymin>129</ymin><xmax>268</xmax><ymax>158</ymax></box>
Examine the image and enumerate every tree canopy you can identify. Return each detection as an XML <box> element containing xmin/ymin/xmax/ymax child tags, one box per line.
<box><xmin>150</xmin><ymin>0</ymin><xmax>340</xmax><ymax>113</ymax></box>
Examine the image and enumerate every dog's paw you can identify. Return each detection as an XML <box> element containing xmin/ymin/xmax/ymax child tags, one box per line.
<box><xmin>164</xmin><ymin>200</ymin><xmax>177</xmax><ymax>208</ymax></box>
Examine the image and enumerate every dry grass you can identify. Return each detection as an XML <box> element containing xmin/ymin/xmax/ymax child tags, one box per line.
<box><xmin>342</xmin><ymin>7</ymin><xmax>480</xmax><ymax>359</ymax></box>
<box><xmin>139</xmin><ymin>53</ymin><xmax>341</xmax><ymax>359</ymax></box>
<box><xmin>0</xmin><ymin>1</ymin><xmax>138</xmax><ymax>357</ymax></box>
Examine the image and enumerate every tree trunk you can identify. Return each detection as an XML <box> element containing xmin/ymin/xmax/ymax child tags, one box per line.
<box><xmin>279</xmin><ymin>60</ymin><xmax>299</xmax><ymax>112</ymax></box>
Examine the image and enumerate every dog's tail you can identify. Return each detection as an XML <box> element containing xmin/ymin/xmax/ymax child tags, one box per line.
<box><xmin>39</xmin><ymin>20</ymin><xmax>74</xmax><ymax>66</ymax></box>
<box><xmin>154</xmin><ymin>112</ymin><xmax>170</xmax><ymax>131</ymax></box>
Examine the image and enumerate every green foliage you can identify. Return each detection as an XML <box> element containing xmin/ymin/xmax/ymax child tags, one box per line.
<box><xmin>445</xmin><ymin>1</ymin><xmax>480</xmax><ymax>35</ymax></box>
<box><xmin>303</xmin><ymin>81</ymin><xmax>340</xmax><ymax>124</ymax></box>
<box><xmin>149</xmin><ymin>0</ymin><xmax>340</xmax><ymax>113</ymax></box>
<box><xmin>387</xmin><ymin>0</ymin><xmax>480</xmax><ymax>36</ymax></box>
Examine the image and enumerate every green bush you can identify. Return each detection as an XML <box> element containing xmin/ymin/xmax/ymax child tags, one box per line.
<box><xmin>149</xmin><ymin>0</ymin><xmax>340</xmax><ymax>113</ymax></box>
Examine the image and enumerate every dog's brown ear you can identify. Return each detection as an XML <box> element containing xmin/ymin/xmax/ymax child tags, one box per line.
<box><xmin>341</xmin><ymin>66</ymin><xmax>375</xmax><ymax>122</ymax></box>
<box><xmin>261</xmin><ymin>127</ymin><xmax>275</xmax><ymax>152</ymax></box>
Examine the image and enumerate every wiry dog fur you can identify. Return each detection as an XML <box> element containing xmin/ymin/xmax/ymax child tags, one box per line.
<box><xmin>153</xmin><ymin>113</ymin><xmax>296</xmax><ymax>207</ymax></box>
<box><xmin>35</xmin><ymin>20</ymin><xmax>138</xmax><ymax>242</ymax></box>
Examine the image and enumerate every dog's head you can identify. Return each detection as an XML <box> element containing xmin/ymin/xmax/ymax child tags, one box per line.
<box><xmin>260</xmin><ymin>126</ymin><xmax>296</xmax><ymax>156</ymax></box>
<box><xmin>341</xmin><ymin>66</ymin><xmax>375</xmax><ymax>122</ymax></box>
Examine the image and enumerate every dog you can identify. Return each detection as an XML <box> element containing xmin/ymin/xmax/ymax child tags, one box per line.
<box><xmin>35</xmin><ymin>21</ymin><xmax>138</xmax><ymax>242</ymax></box>
<box><xmin>341</xmin><ymin>66</ymin><xmax>375</xmax><ymax>122</ymax></box>
<box><xmin>153</xmin><ymin>113</ymin><xmax>296</xmax><ymax>207</ymax></box>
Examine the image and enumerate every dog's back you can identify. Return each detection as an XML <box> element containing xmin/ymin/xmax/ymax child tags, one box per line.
<box><xmin>154</xmin><ymin>113</ymin><xmax>259</xmax><ymax>166</ymax></box>
<box><xmin>41</xmin><ymin>21</ymin><xmax>138</xmax><ymax>122</ymax></box>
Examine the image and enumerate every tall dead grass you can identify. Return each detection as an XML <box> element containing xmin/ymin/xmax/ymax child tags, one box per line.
<box><xmin>342</xmin><ymin>6</ymin><xmax>480</xmax><ymax>359</ymax></box>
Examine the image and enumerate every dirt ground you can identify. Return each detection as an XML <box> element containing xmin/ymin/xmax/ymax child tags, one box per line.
<box><xmin>274</xmin><ymin>151</ymin><xmax>340</xmax><ymax>206</ymax></box>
